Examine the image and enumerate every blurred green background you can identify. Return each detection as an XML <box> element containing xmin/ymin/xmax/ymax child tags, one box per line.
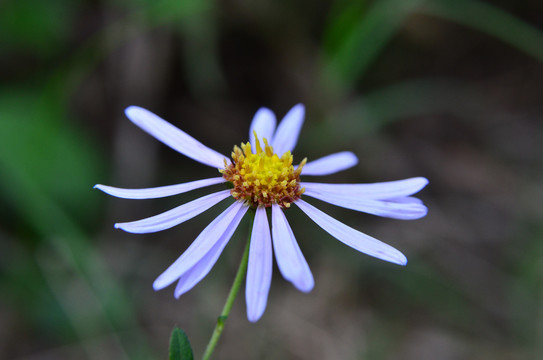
<box><xmin>1</xmin><ymin>0</ymin><xmax>543</xmax><ymax>359</ymax></box>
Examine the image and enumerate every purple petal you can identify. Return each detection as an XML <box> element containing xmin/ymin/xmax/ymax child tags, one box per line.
<box><xmin>174</xmin><ymin>204</ymin><xmax>248</xmax><ymax>298</ymax></box>
<box><xmin>301</xmin><ymin>151</ymin><xmax>358</xmax><ymax>176</ymax></box>
<box><xmin>94</xmin><ymin>177</ymin><xmax>226</xmax><ymax>199</ymax></box>
<box><xmin>300</xmin><ymin>177</ymin><xmax>428</xmax><ymax>200</ymax></box>
<box><xmin>295</xmin><ymin>200</ymin><xmax>407</xmax><ymax>265</ymax></box>
<box><xmin>271</xmin><ymin>204</ymin><xmax>314</xmax><ymax>292</ymax></box>
<box><xmin>386</xmin><ymin>196</ymin><xmax>423</xmax><ymax>205</ymax></box>
<box><xmin>303</xmin><ymin>185</ymin><xmax>427</xmax><ymax>220</ymax></box>
<box><xmin>115</xmin><ymin>190</ymin><xmax>231</xmax><ymax>234</ymax></box>
<box><xmin>153</xmin><ymin>201</ymin><xmax>246</xmax><ymax>290</ymax></box>
<box><xmin>271</xmin><ymin>104</ymin><xmax>305</xmax><ymax>156</ymax></box>
<box><xmin>246</xmin><ymin>206</ymin><xmax>273</xmax><ymax>322</ymax></box>
<box><xmin>249</xmin><ymin>107</ymin><xmax>277</xmax><ymax>153</ymax></box>
<box><xmin>125</xmin><ymin>106</ymin><xmax>229</xmax><ymax>169</ymax></box>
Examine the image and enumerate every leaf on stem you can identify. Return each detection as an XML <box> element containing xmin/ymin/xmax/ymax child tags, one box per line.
<box><xmin>169</xmin><ymin>327</ymin><xmax>194</xmax><ymax>360</ymax></box>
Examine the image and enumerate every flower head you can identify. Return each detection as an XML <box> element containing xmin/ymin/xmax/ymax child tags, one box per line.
<box><xmin>95</xmin><ymin>104</ymin><xmax>428</xmax><ymax>322</ymax></box>
<box><xmin>221</xmin><ymin>135</ymin><xmax>306</xmax><ymax>208</ymax></box>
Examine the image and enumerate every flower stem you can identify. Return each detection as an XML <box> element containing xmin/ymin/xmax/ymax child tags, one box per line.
<box><xmin>201</xmin><ymin>209</ymin><xmax>254</xmax><ymax>360</ymax></box>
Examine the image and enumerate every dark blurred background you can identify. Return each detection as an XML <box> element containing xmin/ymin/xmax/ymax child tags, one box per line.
<box><xmin>1</xmin><ymin>0</ymin><xmax>543</xmax><ymax>359</ymax></box>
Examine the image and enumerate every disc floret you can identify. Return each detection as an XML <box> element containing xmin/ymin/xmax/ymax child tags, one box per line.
<box><xmin>221</xmin><ymin>134</ymin><xmax>306</xmax><ymax>208</ymax></box>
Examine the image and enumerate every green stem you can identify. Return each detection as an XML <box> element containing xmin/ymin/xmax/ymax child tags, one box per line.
<box><xmin>201</xmin><ymin>209</ymin><xmax>254</xmax><ymax>360</ymax></box>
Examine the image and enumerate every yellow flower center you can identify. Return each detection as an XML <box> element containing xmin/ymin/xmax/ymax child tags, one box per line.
<box><xmin>220</xmin><ymin>133</ymin><xmax>306</xmax><ymax>208</ymax></box>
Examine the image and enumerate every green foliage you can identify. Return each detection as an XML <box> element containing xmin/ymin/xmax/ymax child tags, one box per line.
<box><xmin>112</xmin><ymin>0</ymin><xmax>211</xmax><ymax>25</ymax></box>
<box><xmin>422</xmin><ymin>0</ymin><xmax>543</xmax><ymax>63</ymax></box>
<box><xmin>0</xmin><ymin>89</ymin><xmax>103</xmax><ymax>225</ymax></box>
<box><xmin>323</xmin><ymin>0</ymin><xmax>423</xmax><ymax>88</ymax></box>
<box><xmin>0</xmin><ymin>0</ymin><xmax>77</xmax><ymax>55</ymax></box>
<box><xmin>0</xmin><ymin>85</ymin><xmax>153</xmax><ymax>358</ymax></box>
<box><xmin>322</xmin><ymin>0</ymin><xmax>543</xmax><ymax>92</ymax></box>
<box><xmin>169</xmin><ymin>327</ymin><xmax>194</xmax><ymax>360</ymax></box>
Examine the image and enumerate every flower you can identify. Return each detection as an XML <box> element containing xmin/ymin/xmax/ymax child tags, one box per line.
<box><xmin>95</xmin><ymin>104</ymin><xmax>428</xmax><ymax>322</ymax></box>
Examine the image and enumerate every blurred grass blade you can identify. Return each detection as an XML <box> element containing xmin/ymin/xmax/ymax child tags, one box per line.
<box><xmin>336</xmin><ymin>78</ymin><xmax>476</xmax><ymax>135</ymax></box>
<box><xmin>311</xmin><ymin>78</ymin><xmax>509</xmax><ymax>145</ymax></box>
<box><xmin>422</xmin><ymin>0</ymin><xmax>543</xmax><ymax>62</ymax></box>
<box><xmin>169</xmin><ymin>327</ymin><xmax>194</xmax><ymax>360</ymax></box>
<box><xmin>0</xmin><ymin>89</ymin><xmax>154</xmax><ymax>359</ymax></box>
<box><xmin>323</xmin><ymin>0</ymin><xmax>543</xmax><ymax>91</ymax></box>
<box><xmin>323</xmin><ymin>0</ymin><xmax>423</xmax><ymax>88</ymax></box>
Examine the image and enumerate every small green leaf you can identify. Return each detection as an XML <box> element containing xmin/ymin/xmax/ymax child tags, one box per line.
<box><xmin>169</xmin><ymin>327</ymin><xmax>194</xmax><ymax>360</ymax></box>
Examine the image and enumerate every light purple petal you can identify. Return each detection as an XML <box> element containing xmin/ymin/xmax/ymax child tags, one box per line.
<box><xmin>174</xmin><ymin>204</ymin><xmax>248</xmax><ymax>298</ymax></box>
<box><xmin>246</xmin><ymin>206</ymin><xmax>273</xmax><ymax>322</ymax></box>
<box><xmin>249</xmin><ymin>107</ymin><xmax>277</xmax><ymax>153</ymax></box>
<box><xmin>271</xmin><ymin>104</ymin><xmax>305</xmax><ymax>156</ymax></box>
<box><xmin>271</xmin><ymin>204</ymin><xmax>314</xmax><ymax>292</ymax></box>
<box><xmin>386</xmin><ymin>196</ymin><xmax>423</xmax><ymax>205</ymax></box>
<box><xmin>115</xmin><ymin>190</ymin><xmax>231</xmax><ymax>234</ymax></box>
<box><xmin>301</xmin><ymin>151</ymin><xmax>358</xmax><ymax>176</ymax></box>
<box><xmin>125</xmin><ymin>106</ymin><xmax>229</xmax><ymax>169</ymax></box>
<box><xmin>153</xmin><ymin>201</ymin><xmax>246</xmax><ymax>290</ymax></box>
<box><xmin>300</xmin><ymin>177</ymin><xmax>428</xmax><ymax>200</ymax></box>
<box><xmin>303</xmin><ymin>185</ymin><xmax>427</xmax><ymax>220</ymax></box>
<box><xmin>94</xmin><ymin>177</ymin><xmax>226</xmax><ymax>199</ymax></box>
<box><xmin>295</xmin><ymin>200</ymin><xmax>407</xmax><ymax>265</ymax></box>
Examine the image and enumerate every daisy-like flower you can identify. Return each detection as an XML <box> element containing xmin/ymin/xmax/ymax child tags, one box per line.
<box><xmin>95</xmin><ymin>104</ymin><xmax>428</xmax><ymax>322</ymax></box>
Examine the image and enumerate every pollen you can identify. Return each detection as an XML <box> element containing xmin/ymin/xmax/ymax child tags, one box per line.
<box><xmin>220</xmin><ymin>133</ymin><xmax>306</xmax><ymax>208</ymax></box>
